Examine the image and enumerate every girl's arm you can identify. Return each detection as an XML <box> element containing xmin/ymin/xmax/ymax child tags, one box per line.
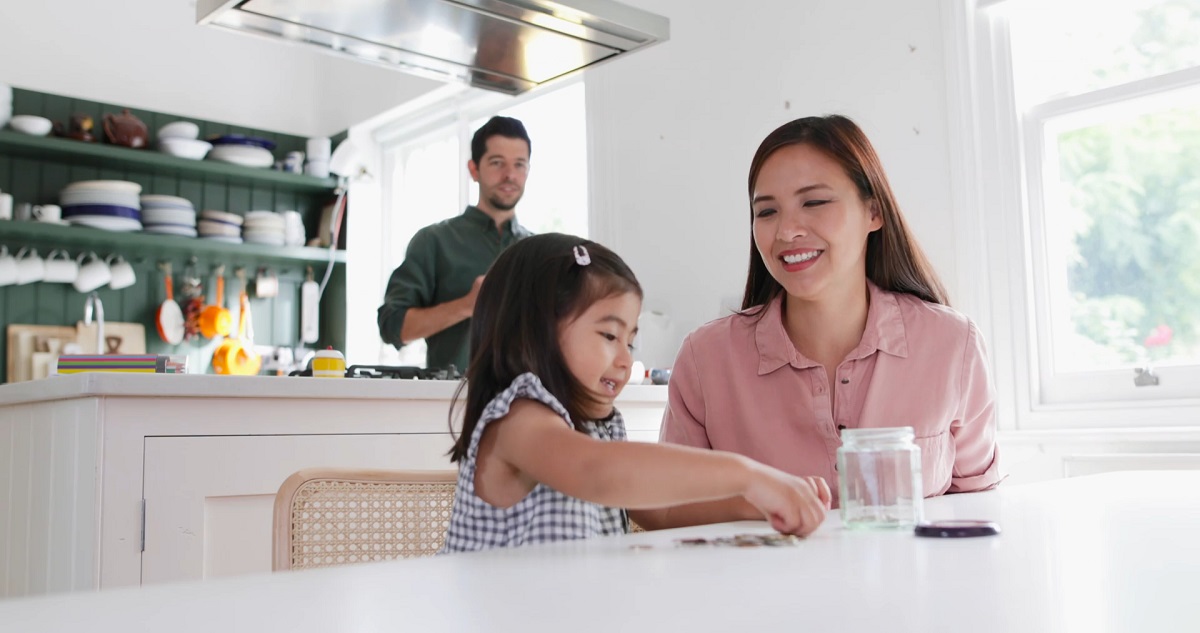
<box><xmin>488</xmin><ymin>399</ymin><xmax>829</xmax><ymax>535</ymax></box>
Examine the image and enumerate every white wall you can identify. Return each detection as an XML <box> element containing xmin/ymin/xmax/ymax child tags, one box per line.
<box><xmin>587</xmin><ymin>0</ymin><xmax>959</xmax><ymax>367</ymax></box>
<box><xmin>0</xmin><ymin>0</ymin><xmax>442</xmax><ymax>136</ymax></box>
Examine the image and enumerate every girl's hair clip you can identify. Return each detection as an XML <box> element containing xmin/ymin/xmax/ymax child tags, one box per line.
<box><xmin>573</xmin><ymin>245</ymin><xmax>592</xmax><ymax>266</ymax></box>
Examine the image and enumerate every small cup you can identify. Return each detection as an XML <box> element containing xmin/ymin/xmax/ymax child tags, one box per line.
<box><xmin>0</xmin><ymin>246</ymin><xmax>17</xmax><ymax>286</ymax></box>
<box><xmin>284</xmin><ymin>151</ymin><xmax>305</xmax><ymax>174</ymax></box>
<box><xmin>73</xmin><ymin>251</ymin><xmax>111</xmax><ymax>293</ymax></box>
<box><xmin>14</xmin><ymin>202</ymin><xmax>32</xmax><ymax>221</ymax></box>
<box><xmin>0</xmin><ymin>193</ymin><xmax>13</xmax><ymax>221</ymax></box>
<box><xmin>42</xmin><ymin>249</ymin><xmax>78</xmax><ymax>283</ymax></box>
<box><xmin>14</xmin><ymin>247</ymin><xmax>45</xmax><ymax>285</ymax></box>
<box><xmin>32</xmin><ymin>204</ymin><xmax>62</xmax><ymax>223</ymax></box>
<box><xmin>106</xmin><ymin>254</ymin><xmax>136</xmax><ymax>290</ymax></box>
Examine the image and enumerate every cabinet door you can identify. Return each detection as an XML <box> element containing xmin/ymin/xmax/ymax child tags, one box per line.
<box><xmin>141</xmin><ymin>433</ymin><xmax>454</xmax><ymax>585</ymax></box>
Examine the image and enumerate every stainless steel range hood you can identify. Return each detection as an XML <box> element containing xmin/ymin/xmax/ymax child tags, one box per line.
<box><xmin>197</xmin><ymin>0</ymin><xmax>669</xmax><ymax>95</ymax></box>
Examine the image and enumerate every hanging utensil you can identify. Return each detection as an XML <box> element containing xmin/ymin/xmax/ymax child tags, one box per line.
<box><xmin>199</xmin><ymin>264</ymin><xmax>232</xmax><ymax>339</ymax></box>
<box><xmin>300</xmin><ymin>265</ymin><xmax>319</xmax><ymax>344</ymax></box>
<box><xmin>212</xmin><ymin>269</ymin><xmax>261</xmax><ymax>375</ymax></box>
<box><xmin>181</xmin><ymin>258</ymin><xmax>204</xmax><ymax>341</ymax></box>
<box><xmin>154</xmin><ymin>262</ymin><xmax>185</xmax><ymax>345</ymax></box>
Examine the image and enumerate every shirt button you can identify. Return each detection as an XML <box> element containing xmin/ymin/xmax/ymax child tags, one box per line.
<box><xmin>841</xmin><ymin>378</ymin><xmax>849</xmax><ymax>384</ymax></box>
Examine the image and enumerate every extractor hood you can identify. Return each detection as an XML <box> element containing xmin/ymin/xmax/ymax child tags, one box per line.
<box><xmin>197</xmin><ymin>0</ymin><xmax>669</xmax><ymax>95</ymax></box>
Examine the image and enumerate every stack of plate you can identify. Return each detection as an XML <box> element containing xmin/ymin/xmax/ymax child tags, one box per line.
<box><xmin>198</xmin><ymin>210</ymin><xmax>244</xmax><ymax>244</ymax></box>
<box><xmin>206</xmin><ymin>134</ymin><xmax>276</xmax><ymax>169</ymax></box>
<box><xmin>59</xmin><ymin>180</ymin><xmax>143</xmax><ymax>232</ymax></box>
<box><xmin>243</xmin><ymin>210</ymin><xmax>286</xmax><ymax>246</ymax></box>
<box><xmin>141</xmin><ymin>195</ymin><xmax>197</xmax><ymax>237</ymax></box>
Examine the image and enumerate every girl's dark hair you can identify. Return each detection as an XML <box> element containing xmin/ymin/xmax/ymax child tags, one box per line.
<box><xmin>448</xmin><ymin>233</ymin><xmax>642</xmax><ymax>463</ymax></box>
<box><xmin>741</xmin><ymin>114</ymin><xmax>948</xmax><ymax>312</ymax></box>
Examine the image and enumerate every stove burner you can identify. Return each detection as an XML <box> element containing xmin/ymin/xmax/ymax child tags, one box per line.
<box><xmin>345</xmin><ymin>365</ymin><xmax>462</xmax><ymax>380</ymax></box>
<box><xmin>289</xmin><ymin>364</ymin><xmax>462</xmax><ymax>380</ymax></box>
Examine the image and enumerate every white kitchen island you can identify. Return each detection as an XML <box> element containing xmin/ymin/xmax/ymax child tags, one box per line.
<box><xmin>0</xmin><ymin>373</ymin><xmax>668</xmax><ymax>598</ymax></box>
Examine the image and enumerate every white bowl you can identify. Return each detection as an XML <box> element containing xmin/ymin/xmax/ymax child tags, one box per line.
<box><xmin>9</xmin><ymin>115</ymin><xmax>52</xmax><ymax>137</ymax></box>
<box><xmin>158</xmin><ymin>121</ymin><xmax>199</xmax><ymax>140</ymax></box>
<box><xmin>159</xmin><ymin>137</ymin><xmax>212</xmax><ymax>161</ymax></box>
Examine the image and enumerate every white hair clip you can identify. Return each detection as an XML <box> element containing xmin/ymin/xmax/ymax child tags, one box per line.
<box><xmin>573</xmin><ymin>245</ymin><xmax>592</xmax><ymax>266</ymax></box>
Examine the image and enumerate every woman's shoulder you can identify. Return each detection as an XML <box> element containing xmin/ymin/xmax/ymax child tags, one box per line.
<box><xmin>682</xmin><ymin>309</ymin><xmax>760</xmax><ymax>348</ymax></box>
<box><xmin>885</xmin><ymin>290</ymin><xmax>980</xmax><ymax>347</ymax></box>
<box><xmin>889</xmin><ymin>291</ymin><xmax>971</xmax><ymax>325</ymax></box>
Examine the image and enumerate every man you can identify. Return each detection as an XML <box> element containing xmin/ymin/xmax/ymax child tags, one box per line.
<box><xmin>377</xmin><ymin>116</ymin><xmax>534</xmax><ymax>372</ymax></box>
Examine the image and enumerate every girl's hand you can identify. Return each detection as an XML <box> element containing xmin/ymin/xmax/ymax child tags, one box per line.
<box><xmin>741</xmin><ymin>464</ymin><xmax>829</xmax><ymax>537</ymax></box>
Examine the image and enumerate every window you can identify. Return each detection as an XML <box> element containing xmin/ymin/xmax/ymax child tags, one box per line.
<box><xmin>955</xmin><ymin>0</ymin><xmax>1200</xmax><ymax>423</ymax></box>
<box><xmin>376</xmin><ymin>81</ymin><xmax>589</xmax><ymax>367</ymax></box>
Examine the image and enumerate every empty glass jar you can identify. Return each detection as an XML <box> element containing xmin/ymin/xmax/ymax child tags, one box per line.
<box><xmin>837</xmin><ymin>427</ymin><xmax>923</xmax><ymax>529</ymax></box>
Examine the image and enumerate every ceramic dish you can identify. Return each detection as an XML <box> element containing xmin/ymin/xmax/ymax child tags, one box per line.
<box><xmin>206</xmin><ymin>134</ymin><xmax>277</xmax><ymax>150</ymax></box>
<box><xmin>62</xmin><ymin>204</ymin><xmax>142</xmax><ymax>220</ymax></box>
<box><xmin>140</xmin><ymin>194</ymin><xmax>195</xmax><ymax>208</ymax></box>
<box><xmin>66</xmin><ymin>215</ymin><xmax>143</xmax><ymax>232</ymax></box>
<box><xmin>62</xmin><ymin>180</ymin><xmax>142</xmax><ymax>194</ymax></box>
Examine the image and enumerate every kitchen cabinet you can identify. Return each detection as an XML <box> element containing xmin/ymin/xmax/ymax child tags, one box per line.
<box><xmin>0</xmin><ymin>88</ymin><xmax>348</xmax><ymax>381</ymax></box>
<box><xmin>0</xmin><ymin>373</ymin><xmax>669</xmax><ymax>598</ymax></box>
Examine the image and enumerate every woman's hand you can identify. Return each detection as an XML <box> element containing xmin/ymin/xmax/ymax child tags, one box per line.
<box><xmin>741</xmin><ymin>464</ymin><xmax>830</xmax><ymax>536</ymax></box>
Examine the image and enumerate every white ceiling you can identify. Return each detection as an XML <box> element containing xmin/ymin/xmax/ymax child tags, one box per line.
<box><xmin>0</xmin><ymin>0</ymin><xmax>448</xmax><ymax>136</ymax></box>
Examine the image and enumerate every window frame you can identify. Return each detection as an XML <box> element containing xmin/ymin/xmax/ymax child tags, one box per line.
<box><xmin>945</xmin><ymin>0</ymin><xmax>1200</xmax><ymax>429</ymax></box>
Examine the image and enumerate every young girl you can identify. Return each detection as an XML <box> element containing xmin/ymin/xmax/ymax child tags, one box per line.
<box><xmin>441</xmin><ymin>233</ymin><xmax>830</xmax><ymax>552</ymax></box>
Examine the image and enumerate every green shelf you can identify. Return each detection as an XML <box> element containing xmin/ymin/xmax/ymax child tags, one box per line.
<box><xmin>0</xmin><ymin>218</ymin><xmax>346</xmax><ymax>266</ymax></box>
<box><xmin>0</xmin><ymin>130</ymin><xmax>338</xmax><ymax>193</ymax></box>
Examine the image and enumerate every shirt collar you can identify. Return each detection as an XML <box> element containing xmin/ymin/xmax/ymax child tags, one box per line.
<box><xmin>463</xmin><ymin>205</ymin><xmax>523</xmax><ymax>236</ymax></box>
<box><xmin>753</xmin><ymin>281</ymin><xmax>909</xmax><ymax>375</ymax></box>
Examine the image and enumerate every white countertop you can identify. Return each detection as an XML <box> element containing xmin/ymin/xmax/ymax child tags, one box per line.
<box><xmin>0</xmin><ymin>471</ymin><xmax>1193</xmax><ymax>632</ymax></box>
<box><xmin>0</xmin><ymin>373</ymin><xmax>668</xmax><ymax>406</ymax></box>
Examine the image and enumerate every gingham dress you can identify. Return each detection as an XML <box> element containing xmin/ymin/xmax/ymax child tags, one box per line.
<box><xmin>441</xmin><ymin>372</ymin><xmax>629</xmax><ymax>553</ymax></box>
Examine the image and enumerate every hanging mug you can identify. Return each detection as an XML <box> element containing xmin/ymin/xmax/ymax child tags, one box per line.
<box><xmin>106</xmin><ymin>254</ymin><xmax>137</xmax><ymax>290</ymax></box>
<box><xmin>14</xmin><ymin>247</ymin><xmax>45</xmax><ymax>285</ymax></box>
<box><xmin>42</xmin><ymin>250</ymin><xmax>78</xmax><ymax>283</ymax></box>
<box><xmin>0</xmin><ymin>246</ymin><xmax>17</xmax><ymax>286</ymax></box>
<box><xmin>73</xmin><ymin>252</ymin><xmax>111</xmax><ymax>293</ymax></box>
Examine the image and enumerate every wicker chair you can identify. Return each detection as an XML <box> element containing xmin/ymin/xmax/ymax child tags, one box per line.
<box><xmin>272</xmin><ymin>468</ymin><xmax>457</xmax><ymax>571</ymax></box>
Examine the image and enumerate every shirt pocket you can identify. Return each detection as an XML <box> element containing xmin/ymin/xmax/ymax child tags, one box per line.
<box><xmin>913</xmin><ymin>430</ymin><xmax>951</xmax><ymax>497</ymax></box>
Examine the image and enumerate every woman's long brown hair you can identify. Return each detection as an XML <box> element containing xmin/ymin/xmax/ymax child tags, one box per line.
<box><xmin>741</xmin><ymin>115</ymin><xmax>948</xmax><ymax>312</ymax></box>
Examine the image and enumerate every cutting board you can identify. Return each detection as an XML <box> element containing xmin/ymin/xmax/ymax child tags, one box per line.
<box><xmin>6</xmin><ymin>325</ymin><xmax>78</xmax><ymax>383</ymax></box>
<box><xmin>75</xmin><ymin>321</ymin><xmax>147</xmax><ymax>356</ymax></box>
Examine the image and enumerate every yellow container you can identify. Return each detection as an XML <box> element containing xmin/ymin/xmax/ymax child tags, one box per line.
<box><xmin>312</xmin><ymin>347</ymin><xmax>346</xmax><ymax>378</ymax></box>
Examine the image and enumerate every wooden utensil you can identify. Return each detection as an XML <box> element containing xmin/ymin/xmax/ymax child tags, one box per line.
<box><xmin>6</xmin><ymin>324</ymin><xmax>76</xmax><ymax>383</ymax></box>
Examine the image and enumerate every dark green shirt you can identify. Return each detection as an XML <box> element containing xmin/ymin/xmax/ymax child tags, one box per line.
<box><xmin>377</xmin><ymin>206</ymin><xmax>532</xmax><ymax>371</ymax></box>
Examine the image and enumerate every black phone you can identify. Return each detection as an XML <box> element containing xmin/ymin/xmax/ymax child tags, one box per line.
<box><xmin>914</xmin><ymin>520</ymin><xmax>1001</xmax><ymax>538</ymax></box>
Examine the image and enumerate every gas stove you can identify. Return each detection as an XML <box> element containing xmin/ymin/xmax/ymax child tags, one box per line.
<box><xmin>289</xmin><ymin>364</ymin><xmax>463</xmax><ymax>380</ymax></box>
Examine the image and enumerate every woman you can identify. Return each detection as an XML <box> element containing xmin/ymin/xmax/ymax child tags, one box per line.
<box><xmin>649</xmin><ymin>115</ymin><xmax>1000</xmax><ymax>527</ymax></box>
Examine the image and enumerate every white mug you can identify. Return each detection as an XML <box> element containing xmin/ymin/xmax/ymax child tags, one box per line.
<box><xmin>73</xmin><ymin>252</ymin><xmax>111</xmax><ymax>293</ymax></box>
<box><xmin>14</xmin><ymin>247</ymin><xmax>44</xmax><ymax>285</ymax></box>
<box><xmin>32</xmin><ymin>204</ymin><xmax>62</xmax><ymax>223</ymax></box>
<box><xmin>0</xmin><ymin>192</ymin><xmax>12</xmax><ymax>221</ymax></box>
<box><xmin>106</xmin><ymin>254</ymin><xmax>136</xmax><ymax>290</ymax></box>
<box><xmin>0</xmin><ymin>246</ymin><xmax>17</xmax><ymax>286</ymax></box>
<box><xmin>42</xmin><ymin>249</ymin><xmax>78</xmax><ymax>283</ymax></box>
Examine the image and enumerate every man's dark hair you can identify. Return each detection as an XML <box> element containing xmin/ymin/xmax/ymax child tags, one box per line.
<box><xmin>470</xmin><ymin>116</ymin><xmax>531</xmax><ymax>165</ymax></box>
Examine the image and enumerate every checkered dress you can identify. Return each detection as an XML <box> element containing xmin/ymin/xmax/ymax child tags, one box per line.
<box><xmin>441</xmin><ymin>372</ymin><xmax>629</xmax><ymax>553</ymax></box>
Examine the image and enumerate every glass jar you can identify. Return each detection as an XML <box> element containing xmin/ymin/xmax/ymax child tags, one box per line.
<box><xmin>837</xmin><ymin>427</ymin><xmax>923</xmax><ymax>529</ymax></box>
